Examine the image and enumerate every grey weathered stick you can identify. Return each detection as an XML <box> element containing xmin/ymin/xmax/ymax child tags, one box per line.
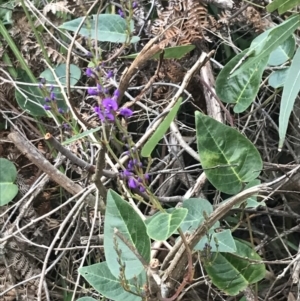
<box><xmin>8</xmin><ymin>131</ymin><xmax>96</xmax><ymax>207</ymax></box>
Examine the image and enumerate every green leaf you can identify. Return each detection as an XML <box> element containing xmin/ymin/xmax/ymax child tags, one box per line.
<box><xmin>0</xmin><ymin>158</ymin><xmax>18</xmax><ymax>206</ymax></box>
<box><xmin>59</xmin><ymin>14</ymin><xmax>139</xmax><ymax>44</ymax></box>
<box><xmin>241</xmin><ymin>179</ymin><xmax>265</xmax><ymax>208</ymax></box>
<box><xmin>180</xmin><ymin>198</ymin><xmax>219</xmax><ymax>233</ymax></box>
<box><xmin>195</xmin><ymin>229</ymin><xmax>237</xmax><ymax>253</ymax></box>
<box><xmin>268</xmin><ymin>35</ymin><xmax>295</xmax><ymax>66</ymax></box>
<box><xmin>268</xmin><ymin>68</ymin><xmax>289</xmax><ymax>88</ymax></box>
<box><xmin>77</xmin><ymin>298</ymin><xmax>98</xmax><ymax>301</ymax></box>
<box><xmin>216</xmin><ymin>49</ymin><xmax>268</xmax><ymax>113</ymax></box>
<box><xmin>204</xmin><ymin>240</ymin><xmax>266</xmax><ymax>295</ymax></box>
<box><xmin>195</xmin><ymin>112</ymin><xmax>262</xmax><ymax>194</ymax></box>
<box><xmin>104</xmin><ymin>190</ymin><xmax>150</xmax><ymax>279</ymax></box>
<box><xmin>15</xmin><ymin>70</ymin><xmax>48</xmax><ymax>116</ymax></box>
<box><xmin>267</xmin><ymin>0</ymin><xmax>300</xmax><ymax>14</ymax></box>
<box><xmin>231</xmin><ymin>15</ymin><xmax>300</xmax><ymax>77</ymax></box>
<box><xmin>62</xmin><ymin>127</ymin><xmax>101</xmax><ymax>145</ymax></box>
<box><xmin>79</xmin><ymin>262</ymin><xmax>146</xmax><ymax>301</ymax></box>
<box><xmin>39</xmin><ymin>63</ymin><xmax>81</xmax><ymax>113</ymax></box>
<box><xmin>279</xmin><ymin>47</ymin><xmax>300</xmax><ymax>149</ymax></box>
<box><xmin>122</xmin><ymin>45</ymin><xmax>195</xmax><ymax>60</ymax></box>
<box><xmin>141</xmin><ymin>98</ymin><xmax>182</xmax><ymax>157</ymax></box>
<box><xmin>146</xmin><ymin>208</ymin><xmax>188</xmax><ymax>241</ymax></box>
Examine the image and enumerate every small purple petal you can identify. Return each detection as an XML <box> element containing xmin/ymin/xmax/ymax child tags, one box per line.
<box><xmin>119</xmin><ymin>108</ymin><xmax>133</xmax><ymax>118</ymax></box>
<box><xmin>50</xmin><ymin>92</ymin><xmax>56</xmax><ymax>100</ymax></box>
<box><xmin>49</xmin><ymin>84</ymin><xmax>54</xmax><ymax>92</ymax></box>
<box><xmin>105</xmin><ymin>111</ymin><xmax>115</xmax><ymax>121</ymax></box>
<box><xmin>127</xmin><ymin>160</ymin><xmax>134</xmax><ymax>170</ymax></box>
<box><xmin>85</xmin><ymin>67</ymin><xmax>94</xmax><ymax>77</ymax></box>
<box><xmin>44</xmin><ymin>97</ymin><xmax>50</xmax><ymax>102</ymax></box>
<box><xmin>97</xmin><ymin>83</ymin><xmax>102</xmax><ymax>92</ymax></box>
<box><xmin>40</xmin><ymin>78</ymin><xmax>46</xmax><ymax>84</ymax></box>
<box><xmin>128</xmin><ymin>177</ymin><xmax>137</xmax><ymax>189</ymax></box>
<box><xmin>94</xmin><ymin>106</ymin><xmax>105</xmax><ymax>121</ymax></box>
<box><xmin>113</xmin><ymin>89</ymin><xmax>120</xmax><ymax>98</ymax></box>
<box><xmin>139</xmin><ymin>185</ymin><xmax>146</xmax><ymax>193</ymax></box>
<box><xmin>144</xmin><ymin>173</ymin><xmax>149</xmax><ymax>180</ymax></box>
<box><xmin>118</xmin><ymin>9</ymin><xmax>125</xmax><ymax>18</ymax></box>
<box><xmin>132</xmin><ymin>1</ymin><xmax>138</xmax><ymax>8</ymax></box>
<box><xmin>88</xmin><ymin>87</ymin><xmax>98</xmax><ymax>96</ymax></box>
<box><xmin>123</xmin><ymin>169</ymin><xmax>132</xmax><ymax>177</ymax></box>
<box><xmin>58</xmin><ymin>108</ymin><xmax>64</xmax><ymax>114</ymax></box>
<box><xmin>106</xmin><ymin>70</ymin><xmax>114</xmax><ymax>79</ymax></box>
<box><xmin>102</xmin><ymin>98</ymin><xmax>118</xmax><ymax>111</ymax></box>
<box><xmin>43</xmin><ymin>104</ymin><xmax>51</xmax><ymax>111</ymax></box>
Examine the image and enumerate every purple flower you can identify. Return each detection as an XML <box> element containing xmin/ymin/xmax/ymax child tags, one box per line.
<box><xmin>118</xmin><ymin>9</ymin><xmax>125</xmax><ymax>18</ymax></box>
<box><xmin>58</xmin><ymin>108</ymin><xmax>64</xmax><ymax>114</ymax></box>
<box><xmin>139</xmin><ymin>185</ymin><xmax>146</xmax><ymax>193</ymax></box>
<box><xmin>44</xmin><ymin>97</ymin><xmax>50</xmax><ymax>102</ymax></box>
<box><xmin>50</xmin><ymin>92</ymin><xmax>56</xmax><ymax>101</ymax></box>
<box><xmin>88</xmin><ymin>87</ymin><xmax>98</xmax><ymax>95</ymax></box>
<box><xmin>128</xmin><ymin>177</ymin><xmax>137</xmax><ymax>189</ymax></box>
<box><xmin>49</xmin><ymin>84</ymin><xmax>54</xmax><ymax>92</ymax></box>
<box><xmin>85</xmin><ymin>67</ymin><xmax>94</xmax><ymax>77</ymax></box>
<box><xmin>119</xmin><ymin>107</ymin><xmax>133</xmax><ymax>118</ymax></box>
<box><xmin>113</xmin><ymin>89</ymin><xmax>120</xmax><ymax>98</ymax></box>
<box><xmin>132</xmin><ymin>2</ymin><xmax>137</xmax><ymax>8</ymax></box>
<box><xmin>144</xmin><ymin>173</ymin><xmax>149</xmax><ymax>180</ymax></box>
<box><xmin>94</xmin><ymin>106</ymin><xmax>115</xmax><ymax>121</ymax></box>
<box><xmin>123</xmin><ymin>169</ymin><xmax>132</xmax><ymax>177</ymax></box>
<box><xmin>127</xmin><ymin>160</ymin><xmax>134</xmax><ymax>170</ymax></box>
<box><xmin>40</xmin><ymin>78</ymin><xmax>46</xmax><ymax>85</ymax></box>
<box><xmin>97</xmin><ymin>83</ymin><xmax>102</xmax><ymax>92</ymax></box>
<box><xmin>106</xmin><ymin>70</ymin><xmax>114</xmax><ymax>79</ymax></box>
<box><xmin>43</xmin><ymin>104</ymin><xmax>51</xmax><ymax>111</ymax></box>
<box><xmin>102</xmin><ymin>98</ymin><xmax>118</xmax><ymax>111</ymax></box>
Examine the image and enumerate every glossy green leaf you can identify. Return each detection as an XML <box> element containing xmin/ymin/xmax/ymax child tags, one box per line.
<box><xmin>180</xmin><ymin>198</ymin><xmax>219</xmax><ymax>233</ymax></box>
<box><xmin>195</xmin><ymin>229</ymin><xmax>237</xmax><ymax>253</ymax></box>
<box><xmin>0</xmin><ymin>158</ymin><xmax>18</xmax><ymax>206</ymax></box>
<box><xmin>268</xmin><ymin>35</ymin><xmax>295</xmax><ymax>66</ymax></box>
<box><xmin>267</xmin><ymin>0</ymin><xmax>300</xmax><ymax>14</ymax></box>
<box><xmin>141</xmin><ymin>98</ymin><xmax>182</xmax><ymax>157</ymax></box>
<box><xmin>62</xmin><ymin>127</ymin><xmax>101</xmax><ymax>145</ymax></box>
<box><xmin>204</xmin><ymin>240</ymin><xmax>265</xmax><ymax>295</ymax></box>
<box><xmin>79</xmin><ymin>262</ymin><xmax>146</xmax><ymax>301</ymax></box>
<box><xmin>195</xmin><ymin>112</ymin><xmax>262</xmax><ymax>194</ymax></box>
<box><xmin>122</xmin><ymin>45</ymin><xmax>195</xmax><ymax>59</ymax></box>
<box><xmin>104</xmin><ymin>190</ymin><xmax>150</xmax><ymax>279</ymax></box>
<box><xmin>59</xmin><ymin>14</ymin><xmax>139</xmax><ymax>44</ymax></box>
<box><xmin>146</xmin><ymin>208</ymin><xmax>188</xmax><ymax>241</ymax></box>
<box><xmin>268</xmin><ymin>68</ymin><xmax>289</xmax><ymax>88</ymax></box>
<box><xmin>279</xmin><ymin>47</ymin><xmax>300</xmax><ymax>149</ymax></box>
<box><xmin>216</xmin><ymin>49</ymin><xmax>268</xmax><ymax>113</ymax></box>
<box><xmin>231</xmin><ymin>15</ymin><xmax>300</xmax><ymax>77</ymax></box>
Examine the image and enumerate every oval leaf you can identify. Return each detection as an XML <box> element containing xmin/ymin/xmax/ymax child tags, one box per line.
<box><xmin>204</xmin><ymin>240</ymin><xmax>265</xmax><ymax>295</ymax></box>
<box><xmin>279</xmin><ymin>47</ymin><xmax>300</xmax><ymax>149</ymax></box>
<box><xmin>79</xmin><ymin>262</ymin><xmax>146</xmax><ymax>301</ymax></box>
<box><xmin>216</xmin><ymin>49</ymin><xmax>268</xmax><ymax>113</ymax></box>
<box><xmin>195</xmin><ymin>112</ymin><xmax>262</xmax><ymax>194</ymax></box>
<box><xmin>146</xmin><ymin>208</ymin><xmax>188</xmax><ymax>241</ymax></box>
<box><xmin>141</xmin><ymin>98</ymin><xmax>182</xmax><ymax>157</ymax></box>
<box><xmin>268</xmin><ymin>35</ymin><xmax>295</xmax><ymax>66</ymax></box>
<box><xmin>59</xmin><ymin>14</ymin><xmax>139</xmax><ymax>44</ymax></box>
<box><xmin>104</xmin><ymin>190</ymin><xmax>150</xmax><ymax>279</ymax></box>
<box><xmin>0</xmin><ymin>158</ymin><xmax>18</xmax><ymax>206</ymax></box>
<box><xmin>268</xmin><ymin>68</ymin><xmax>289</xmax><ymax>88</ymax></box>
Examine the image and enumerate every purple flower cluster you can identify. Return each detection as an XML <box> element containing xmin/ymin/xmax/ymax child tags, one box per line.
<box><xmin>93</xmin><ymin>90</ymin><xmax>133</xmax><ymax>122</ymax></box>
<box><xmin>39</xmin><ymin>79</ymin><xmax>64</xmax><ymax>114</ymax></box>
<box><xmin>120</xmin><ymin>159</ymin><xmax>149</xmax><ymax>192</ymax></box>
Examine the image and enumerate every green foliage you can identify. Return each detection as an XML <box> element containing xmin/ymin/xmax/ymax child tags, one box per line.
<box><xmin>268</xmin><ymin>68</ymin><xmax>289</xmax><ymax>88</ymax></box>
<box><xmin>59</xmin><ymin>14</ymin><xmax>139</xmax><ymax>44</ymax></box>
<box><xmin>62</xmin><ymin>127</ymin><xmax>101</xmax><ymax>145</ymax></box>
<box><xmin>0</xmin><ymin>0</ymin><xmax>13</xmax><ymax>24</ymax></box>
<box><xmin>279</xmin><ymin>47</ymin><xmax>300</xmax><ymax>149</ymax></box>
<box><xmin>204</xmin><ymin>240</ymin><xmax>266</xmax><ymax>295</ymax></box>
<box><xmin>146</xmin><ymin>208</ymin><xmax>188</xmax><ymax>241</ymax></box>
<box><xmin>0</xmin><ymin>158</ymin><xmax>18</xmax><ymax>206</ymax></box>
<box><xmin>216</xmin><ymin>48</ymin><xmax>268</xmax><ymax>113</ymax></box>
<box><xmin>195</xmin><ymin>112</ymin><xmax>262</xmax><ymax>194</ymax></box>
<box><xmin>267</xmin><ymin>0</ymin><xmax>300</xmax><ymax>14</ymax></box>
<box><xmin>230</xmin><ymin>14</ymin><xmax>300</xmax><ymax>77</ymax></box>
<box><xmin>141</xmin><ymin>97</ymin><xmax>182</xmax><ymax>157</ymax></box>
<box><xmin>122</xmin><ymin>45</ymin><xmax>196</xmax><ymax>60</ymax></box>
<box><xmin>77</xmin><ymin>298</ymin><xmax>97</xmax><ymax>301</ymax></box>
<box><xmin>104</xmin><ymin>190</ymin><xmax>150</xmax><ymax>279</ymax></box>
<box><xmin>78</xmin><ymin>262</ymin><xmax>146</xmax><ymax>301</ymax></box>
<box><xmin>15</xmin><ymin>70</ymin><xmax>48</xmax><ymax>116</ymax></box>
<box><xmin>268</xmin><ymin>35</ymin><xmax>295</xmax><ymax>66</ymax></box>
